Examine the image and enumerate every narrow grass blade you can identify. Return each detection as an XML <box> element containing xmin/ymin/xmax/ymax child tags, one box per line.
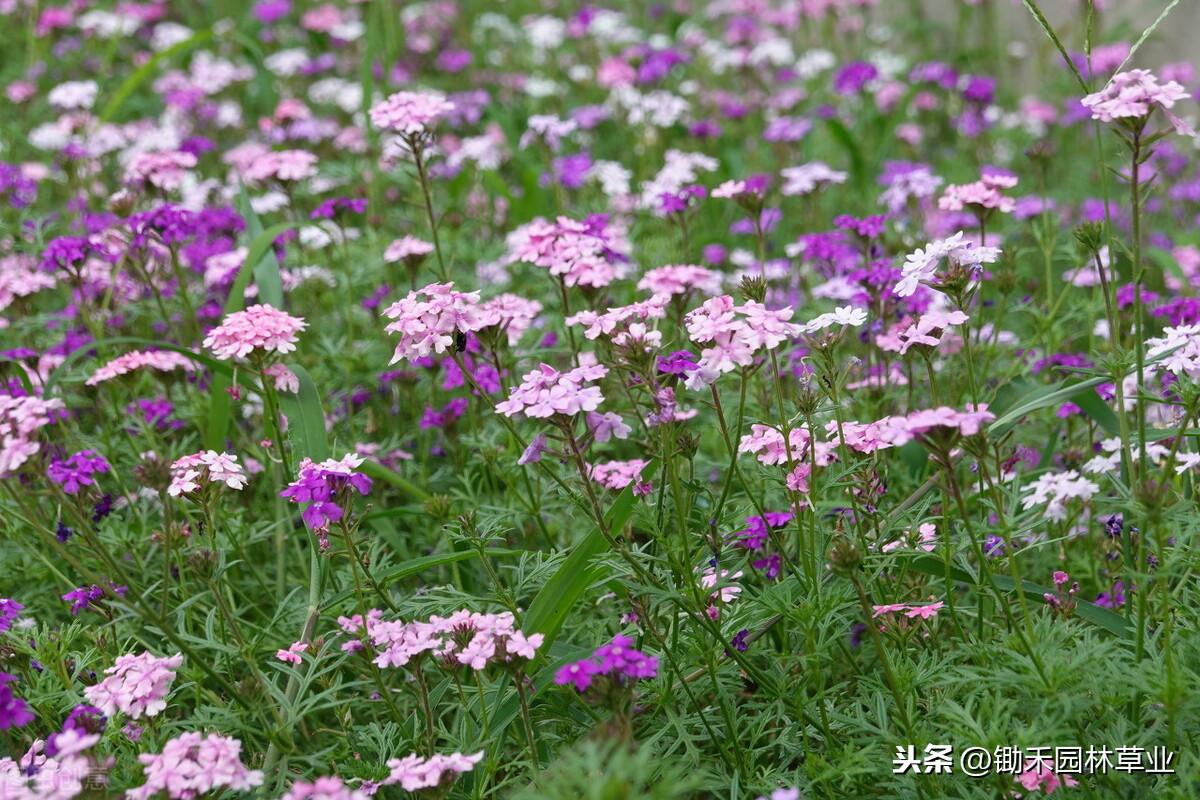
<box><xmin>100</xmin><ymin>30</ymin><xmax>214</xmax><ymax>122</ymax></box>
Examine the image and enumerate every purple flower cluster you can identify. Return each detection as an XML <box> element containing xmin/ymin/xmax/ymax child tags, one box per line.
<box><xmin>0</xmin><ymin>672</ymin><xmax>33</xmax><ymax>730</ymax></box>
<box><xmin>310</xmin><ymin>196</ymin><xmax>368</xmax><ymax>220</ymax></box>
<box><xmin>0</xmin><ymin>598</ymin><xmax>22</xmax><ymax>632</ymax></box>
<box><xmin>733</xmin><ymin>511</ymin><xmax>793</xmax><ymax>550</ymax></box>
<box><xmin>63</xmin><ymin>582</ymin><xmax>128</xmax><ymax>616</ymax></box>
<box><xmin>553</xmin><ymin>634</ymin><xmax>658</xmax><ymax>692</ymax></box>
<box><xmin>0</xmin><ymin>162</ymin><xmax>37</xmax><ymax>209</ymax></box>
<box><xmin>280</xmin><ymin>453</ymin><xmax>373</xmax><ymax>533</ymax></box>
<box><xmin>47</xmin><ymin>450</ymin><xmax>111</xmax><ymax>495</ymax></box>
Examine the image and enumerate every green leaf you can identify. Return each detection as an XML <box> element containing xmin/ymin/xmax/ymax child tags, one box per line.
<box><xmin>903</xmin><ymin>554</ymin><xmax>1131</xmax><ymax>639</ymax></box>
<box><xmin>277</xmin><ymin>365</ymin><xmax>328</xmax><ymax>461</ymax></box>
<box><xmin>225</xmin><ymin>221</ymin><xmax>301</xmax><ymax>317</ymax></box>
<box><xmin>205</xmin><ymin>211</ymin><xmax>299</xmax><ymax>449</ymax></box>
<box><xmin>824</xmin><ymin>118</ymin><xmax>865</xmax><ymax>189</ymax></box>
<box><xmin>235</xmin><ymin>185</ymin><xmax>286</xmax><ymax>309</ymax></box>
<box><xmin>987</xmin><ymin>376</ymin><xmax>1106</xmax><ymax>436</ymax></box>
<box><xmin>321</xmin><ymin>549</ymin><xmax>523</xmax><ymax>610</ymax></box>
<box><xmin>100</xmin><ymin>30</ymin><xmax>214</xmax><ymax>122</ymax></box>
<box><xmin>522</xmin><ymin>464</ymin><xmax>650</xmax><ymax>651</ymax></box>
<box><xmin>358</xmin><ymin>461</ymin><xmax>432</xmax><ymax>502</ymax></box>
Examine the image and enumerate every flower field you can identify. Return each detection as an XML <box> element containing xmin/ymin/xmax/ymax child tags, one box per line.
<box><xmin>1</xmin><ymin>1</ymin><xmax>1199</xmax><ymax>797</ymax></box>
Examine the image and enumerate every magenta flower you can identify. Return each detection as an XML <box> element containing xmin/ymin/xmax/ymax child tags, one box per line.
<box><xmin>280</xmin><ymin>453</ymin><xmax>372</xmax><ymax>532</ymax></box>
<box><xmin>554</xmin><ymin>634</ymin><xmax>659</xmax><ymax>693</ymax></box>
<box><xmin>0</xmin><ymin>672</ymin><xmax>33</xmax><ymax>730</ymax></box>
<box><xmin>47</xmin><ymin>449</ymin><xmax>110</xmax><ymax>495</ymax></box>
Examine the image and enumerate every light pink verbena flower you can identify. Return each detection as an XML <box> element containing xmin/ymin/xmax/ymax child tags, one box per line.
<box><xmin>0</xmin><ymin>253</ymin><xmax>56</xmax><ymax>312</ymax></box>
<box><xmin>637</xmin><ymin>264</ymin><xmax>723</xmax><ymax>297</ymax></box>
<box><xmin>126</xmin><ymin>732</ymin><xmax>262</xmax><ymax>800</ymax></box>
<box><xmin>683</xmin><ymin>295</ymin><xmax>802</xmax><ymax>388</ymax></box>
<box><xmin>83</xmin><ymin>651</ymin><xmax>183</xmax><ymax>719</ymax></box>
<box><xmin>479</xmin><ymin>293</ymin><xmax>542</xmax><ymax>344</ymax></box>
<box><xmin>1081</xmin><ymin>69</ymin><xmax>1189</xmax><ymax>124</ymax></box>
<box><xmin>505</xmin><ymin>216</ymin><xmax>632</xmax><ymax>289</ymax></box>
<box><xmin>344</xmin><ymin>609</ymin><xmax>543</xmax><ymax>670</ymax></box>
<box><xmin>383</xmin><ymin>236</ymin><xmax>434</xmax><ymax>263</ymax></box>
<box><xmin>875</xmin><ymin>310</ymin><xmax>968</xmax><ymax>354</ymax></box>
<box><xmin>588</xmin><ymin>459</ymin><xmax>648</xmax><ymax>490</ymax></box>
<box><xmin>125</xmin><ymin>151</ymin><xmax>197</xmax><ymax>191</ymax></box>
<box><xmin>738</xmin><ymin>424</ymin><xmax>836</xmax><ymax>467</ymax></box>
<box><xmin>495</xmin><ymin>363</ymin><xmax>608</xmax><ymax>419</ymax></box>
<box><xmin>937</xmin><ymin>173</ymin><xmax>1018</xmax><ymax>213</ymax></box>
<box><xmin>383</xmin><ymin>751</ymin><xmax>483</xmax><ymax>792</ymax></box>
<box><xmin>243</xmin><ymin>149</ymin><xmax>319</xmax><ymax>183</ymax></box>
<box><xmin>203</xmin><ymin>304</ymin><xmax>306</xmax><ymax>361</ymax></box>
<box><xmin>369</xmin><ymin>91</ymin><xmax>455</xmax><ymax>135</ymax></box>
<box><xmin>0</xmin><ymin>395</ymin><xmax>65</xmax><ymax>475</ymax></box>
<box><xmin>382</xmin><ymin>282</ymin><xmax>492</xmax><ymax>364</ymax></box>
<box><xmin>831</xmin><ymin>405</ymin><xmax>995</xmax><ymax>454</ymax></box>
<box><xmin>168</xmin><ymin>451</ymin><xmax>248</xmax><ymax>496</ymax></box>
<box><xmin>86</xmin><ymin>350</ymin><xmax>198</xmax><ymax>386</ymax></box>
<box><xmin>280</xmin><ymin>776</ymin><xmax>371</xmax><ymax>800</ymax></box>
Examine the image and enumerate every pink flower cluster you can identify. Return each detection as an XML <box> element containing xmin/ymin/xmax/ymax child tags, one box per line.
<box><xmin>342</xmin><ymin>609</ymin><xmax>543</xmax><ymax>671</ymax></box>
<box><xmin>126</xmin><ymin>732</ymin><xmax>263</xmax><ymax>800</ymax></box>
<box><xmin>382</xmin><ymin>282</ymin><xmax>490</xmax><ymax>365</ymax></box>
<box><xmin>203</xmin><ymin>304</ymin><xmax>307</xmax><ymax>361</ymax></box>
<box><xmin>125</xmin><ymin>151</ymin><xmax>198</xmax><ymax>191</ymax></box>
<box><xmin>480</xmin><ymin>293</ymin><xmax>542</xmax><ymax>344</ymax></box>
<box><xmin>369</xmin><ymin>90</ymin><xmax>455</xmax><ymax>136</ymax></box>
<box><xmin>383</xmin><ymin>235</ymin><xmax>434</xmax><ymax>263</ymax></box>
<box><xmin>495</xmin><ymin>362</ymin><xmax>608</xmax><ymax>419</ymax></box>
<box><xmin>383</xmin><ymin>751</ymin><xmax>483</xmax><ymax>792</ymax></box>
<box><xmin>683</xmin><ymin>295</ymin><xmax>802</xmax><ymax>387</ymax></box>
<box><xmin>636</xmin><ymin>264</ymin><xmax>723</xmax><ymax>297</ymax></box>
<box><xmin>832</xmin><ymin>405</ymin><xmax>995</xmax><ymax>454</ymax></box>
<box><xmin>86</xmin><ymin>349</ymin><xmax>198</xmax><ymax>386</ymax></box>
<box><xmin>738</xmin><ymin>424</ymin><xmax>835</xmax><ymax>467</ymax></box>
<box><xmin>0</xmin><ymin>394</ymin><xmax>65</xmax><ymax>475</ymax></box>
<box><xmin>872</xmin><ymin>601</ymin><xmax>944</xmax><ymax>620</ymax></box>
<box><xmin>937</xmin><ymin>173</ymin><xmax>1018</xmax><ymax>214</ymax></box>
<box><xmin>567</xmin><ymin>295</ymin><xmax>668</xmax><ymax>348</ymax></box>
<box><xmin>505</xmin><ymin>215</ymin><xmax>631</xmax><ymax>288</ymax></box>
<box><xmin>875</xmin><ymin>310</ymin><xmax>968</xmax><ymax>355</ymax></box>
<box><xmin>84</xmin><ymin>651</ymin><xmax>183</xmax><ymax>719</ymax></box>
<box><xmin>242</xmin><ymin>149</ymin><xmax>319</xmax><ymax>183</ymax></box>
<box><xmin>587</xmin><ymin>459</ymin><xmax>648</xmax><ymax>490</ymax></box>
<box><xmin>0</xmin><ymin>254</ymin><xmax>56</xmax><ymax>312</ymax></box>
<box><xmin>0</xmin><ymin>730</ymin><xmax>101</xmax><ymax>800</ymax></box>
<box><xmin>281</xmin><ymin>776</ymin><xmax>371</xmax><ymax>800</ymax></box>
<box><xmin>168</xmin><ymin>451</ymin><xmax>248</xmax><ymax>496</ymax></box>
<box><xmin>1081</xmin><ymin>69</ymin><xmax>1190</xmax><ymax>123</ymax></box>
